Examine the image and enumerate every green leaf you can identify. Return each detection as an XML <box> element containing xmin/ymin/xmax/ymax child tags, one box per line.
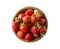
<box><xmin>34</xmin><ymin>9</ymin><xmax>40</xmax><ymax>17</ymax></box>
<box><xmin>34</xmin><ymin>22</ymin><xmax>42</xmax><ymax>29</ymax></box>
<box><xmin>14</xmin><ymin>16</ymin><xmax>20</xmax><ymax>22</ymax></box>
<box><xmin>36</xmin><ymin>22</ymin><xmax>42</xmax><ymax>29</ymax></box>
<box><xmin>40</xmin><ymin>33</ymin><xmax>44</xmax><ymax>37</ymax></box>
<box><xmin>34</xmin><ymin>22</ymin><xmax>37</xmax><ymax>25</ymax></box>
<box><xmin>20</xmin><ymin>22</ymin><xmax>24</xmax><ymax>26</ymax></box>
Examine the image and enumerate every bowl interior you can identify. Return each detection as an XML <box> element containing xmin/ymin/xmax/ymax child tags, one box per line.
<box><xmin>14</xmin><ymin>6</ymin><xmax>48</xmax><ymax>42</ymax></box>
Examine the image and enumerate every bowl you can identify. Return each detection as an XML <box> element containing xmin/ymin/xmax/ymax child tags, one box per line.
<box><xmin>12</xmin><ymin>6</ymin><xmax>48</xmax><ymax>42</ymax></box>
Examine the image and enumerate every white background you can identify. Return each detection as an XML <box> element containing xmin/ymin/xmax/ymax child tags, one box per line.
<box><xmin>0</xmin><ymin>0</ymin><xmax>60</xmax><ymax>49</ymax></box>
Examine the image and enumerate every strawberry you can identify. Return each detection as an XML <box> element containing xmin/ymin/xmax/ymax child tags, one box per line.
<box><xmin>31</xmin><ymin>14</ymin><xmax>37</xmax><ymax>23</ymax></box>
<box><xmin>33</xmin><ymin>34</ymin><xmax>39</xmax><ymax>38</ymax></box>
<box><xmin>37</xmin><ymin>9</ymin><xmax>43</xmax><ymax>17</ymax></box>
<box><xmin>18</xmin><ymin>13</ymin><xmax>25</xmax><ymax>20</ymax></box>
<box><xmin>25</xmin><ymin>33</ymin><xmax>32</xmax><ymax>41</ymax></box>
<box><xmin>27</xmin><ymin>23</ymin><xmax>33</xmax><ymax>28</ymax></box>
<box><xmin>20</xmin><ymin>24</ymin><xmax>28</xmax><ymax>32</ymax></box>
<box><xmin>25</xmin><ymin>9</ymin><xmax>33</xmax><ymax>16</ymax></box>
<box><xmin>22</xmin><ymin>15</ymin><xmax>30</xmax><ymax>23</ymax></box>
<box><xmin>31</xmin><ymin>26</ymin><xmax>39</xmax><ymax>34</ymax></box>
<box><xmin>39</xmin><ymin>18</ymin><xmax>45</xmax><ymax>25</ymax></box>
<box><xmin>12</xmin><ymin>21</ymin><xmax>19</xmax><ymax>32</ymax></box>
<box><xmin>17</xmin><ymin>30</ymin><xmax>25</xmax><ymax>38</ymax></box>
<box><xmin>40</xmin><ymin>26</ymin><xmax>46</xmax><ymax>33</ymax></box>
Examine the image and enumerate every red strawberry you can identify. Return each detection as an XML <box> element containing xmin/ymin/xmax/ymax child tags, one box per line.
<box><xmin>25</xmin><ymin>33</ymin><xmax>32</xmax><ymax>41</ymax></box>
<box><xmin>12</xmin><ymin>21</ymin><xmax>19</xmax><ymax>32</ymax></box>
<box><xmin>20</xmin><ymin>24</ymin><xmax>28</xmax><ymax>32</ymax></box>
<box><xmin>39</xmin><ymin>18</ymin><xmax>45</xmax><ymax>25</ymax></box>
<box><xmin>33</xmin><ymin>34</ymin><xmax>39</xmax><ymax>38</ymax></box>
<box><xmin>37</xmin><ymin>9</ymin><xmax>43</xmax><ymax>17</ymax></box>
<box><xmin>40</xmin><ymin>26</ymin><xmax>46</xmax><ymax>33</ymax></box>
<box><xmin>18</xmin><ymin>13</ymin><xmax>25</xmax><ymax>20</ymax></box>
<box><xmin>25</xmin><ymin>9</ymin><xmax>33</xmax><ymax>16</ymax></box>
<box><xmin>31</xmin><ymin>26</ymin><xmax>39</xmax><ymax>34</ymax></box>
<box><xmin>27</xmin><ymin>23</ymin><xmax>33</xmax><ymax>28</ymax></box>
<box><xmin>31</xmin><ymin>14</ymin><xmax>37</xmax><ymax>23</ymax></box>
<box><xmin>17</xmin><ymin>30</ymin><xmax>25</xmax><ymax>38</ymax></box>
<box><xmin>22</xmin><ymin>15</ymin><xmax>30</xmax><ymax>23</ymax></box>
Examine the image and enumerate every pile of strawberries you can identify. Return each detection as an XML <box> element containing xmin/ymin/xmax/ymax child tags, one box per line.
<box><xmin>12</xmin><ymin>8</ymin><xmax>47</xmax><ymax>41</ymax></box>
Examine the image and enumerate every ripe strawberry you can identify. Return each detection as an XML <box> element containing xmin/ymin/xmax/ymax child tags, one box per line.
<box><xmin>40</xmin><ymin>26</ymin><xmax>46</xmax><ymax>33</ymax></box>
<box><xmin>12</xmin><ymin>21</ymin><xmax>19</xmax><ymax>32</ymax></box>
<box><xmin>25</xmin><ymin>33</ymin><xmax>32</xmax><ymax>41</ymax></box>
<box><xmin>27</xmin><ymin>23</ymin><xmax>33</xmax><ymax>28</ymax></box>
<box><xmin>31</xmin><ymin>26</ymin><xmax>39</xmax><ymax>34</ymax></box>
<box><xmin>25</xmin><ymin>9</ymin><xmax>33</xmax><ymax>16</ymax></box>
<box><xmin>22</xmin><ymin>15</ymin><xmax>30</xmax><ymax>23</ymax></box>
<box><xmin>31</xmin><ymin>14</ymin><xmax>37</xmax><ymax>23</ymax></box>
<box><xmin>18</xmin><ymin>13</ymin><xmax>25</xmax><ymax>20</ymax></box>
<box><xmin>37</xmin><ymin>9</ymin><xmax>43</xmax><ymax>17</ymax></box>
<box><xmin>17</xmin><ymin>30</ymin><xmax>25</xmax><ymax>38</ymax></box>
<box><xmin>33</xmin><ymin>34</ymin><xmax>39</xmax><ymax>38</ymax></box>
<box><xmin>20</xmin><ymin>24</ymin><xmax>28</xmax><ymax>32</ymax></box>
<box><xmin>39</xmin><ymin>18</ymin><xmax>45</xmax><ymax>25</ymax></box>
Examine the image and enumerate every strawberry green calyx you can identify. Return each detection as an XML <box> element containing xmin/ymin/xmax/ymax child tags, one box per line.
<box><xmin>40</xmin><ymin>33</ymin><xmax>44</xmax><ymax>37</ymax></box>
<box><xmin>37</xmin><ymin>22</ymin><xmax>42</xmax><ymax>29</ymax></box>
<box><xmin>34</xmin><ymin>22</ymin><xmax>42</xmax><ymax>29</ymax></box>
<box><xmin>14</xmin><ymin>16</ymin><xmax>20</xmax><ymax>22</ymax></box>
<box><xmin>34</xmin><ymin>9</ymin><xmax>40</xmax><ymax>17</ymax></box>
<box><xmin>20</xmin><ymin>22</ymin><xmax>24</xmax><ymax>26</ymax></box>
